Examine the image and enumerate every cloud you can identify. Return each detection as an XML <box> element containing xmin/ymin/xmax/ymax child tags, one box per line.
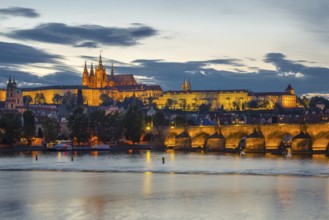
<box><xmin>0</xmin><ymin>7</ymin><xmax>39</xmax><ymax>18</ymax></box>
<box><xmin>0</xmin><ymin>68</ymin><xmax>81</xmax><ymax>88</ymax></box>
<box><xmin>0</xmin><ymin>41</ymin><xmax>61</xmax><ymax>65</ymax></box>
<box><xmin>74</xmin><ymin>41</ymin><xmax>99</xmax><ymax>48</ymax></box>
<box><xmin>7</xmin><ymin>23</ymin><xmax>158</xmax><ymax>47</ymax></box>
<box><xmin>114</xmin><ymin>54</ymin><xmax>329</xmax><ymax>94</ymax></box>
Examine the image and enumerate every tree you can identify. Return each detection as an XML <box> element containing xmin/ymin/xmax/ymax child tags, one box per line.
<box><xmin>124</xmin><ymin>105</ymin><xmax>144</xmax><ymax>144</ymax></box>
<box><xmin>309</xmin><ymin>96</ymin><xmax>329</xmax><ymax>109</ymax></box>
<box><xmin>22</xmin><ymin>110</ymin><xmax>36</xmax><ymax>145</ymax></box>
<box><xmin>41</xmin><ymin>116</ymin><xmax>59</xmax><ymax>143</ymax></box>
<box><xmin>173</xmin><ymin>115</ymin><xmax>187</xmax><ymax>127</ymax></box>
<box><xmin>199</xmin><ymin>103</ymin><xmax>211</xmax><ymax>114</ymax></box>
<box><xmin>23</xmin><ymin>95</ymin><xmax>33</xmax><ymax>106</ymax></box>
<box><xmin>117</xmin><ymin>97</ymin><xmax>143</xmax><ymax>109</ymax></box>
<box><xmin>110</xmin><ymin>111</ymin><xmax>125</xmax><ymax>142</ymax></box>
<box><xmin>52</xmin><ymin>93</ymin><xmax>63</xmax><ymax>104</ymax></box>
<box><xmin>153</xmin><ymin>111</ymin><xmax>166</xmax><ymax>127</ymax></box>
<box><xmin>0</xmin><ymin>111</ymin><xmax>22</xmax><ymax>145</ymax></box>
<box><xmin>34</xmin><ymin>92</ymin><xmax>46</xmax><ymax>104</ymax></box>
<box><xmin>62</xmin><ymin>91</ymin><xmax>77</xmax><ymax>111</ymax></box>
<box><xmin>99</xmin><ymin>94</ymin><xmax>114</xmax><ymax>106</ymax></box>
<box><xmin>89</xmin><ymin>109</ymin><xmax>112</xmax><ymax>143</ymax></box>
<box><xmin>76</xmin><ymin>89</ymin><xmax>84</xmax><ymax>106</ymax></box>
<box><xmin>68</xmin><ymin>107</ymin><xmax>90</xmax><ymax>146</ymax></box>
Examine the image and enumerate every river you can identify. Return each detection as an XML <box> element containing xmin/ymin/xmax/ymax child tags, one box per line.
<box><xmin>0</xmin><ymin>150</ymin><xmax>329</xmax><ymax>219</ymax></box>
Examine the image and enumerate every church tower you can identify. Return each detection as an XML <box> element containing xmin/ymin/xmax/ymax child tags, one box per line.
<box><xmin>82</xmin><ymin>61</ymin><xmax>89</xmax><ymax>86</ymax></box>
<box><xmin>182</xmin><ymin>79</ymin><xmax>191</xmax><ymax>91</ymax></box>
<box><xmin>5</xmin><ymin>76</ymin><xmax>23</xmax><ymax>110</ymax></box>
<box><xmin>95</xmin><ymin>53</ymin><xmax>107</xmax><ymax>88</ymax></box>
<box><xmin>285</xmin><ymin>84</ymin><xmax>295</xmax><ymax>95</ymax></box>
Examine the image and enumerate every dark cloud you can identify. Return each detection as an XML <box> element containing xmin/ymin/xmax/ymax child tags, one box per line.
<box><xmin>0</xmin><ymin>68</ymin><xmax>81</xmax><ymax>88</ymax></box>
<box><xmin>74</xmin><ymin>41</ymin><xmax>99</xmax><ymax>48</ymax></box>
<box><xmin>114</xmin><ymin>55</ymin><xmax>329</xmax><ymax>94</ymax></box>
<box><xmin>7</xmin><ymin>23</ymin><xmax>158</xmax><ymax>47</ymax></box>
<box><xmin>264</xmin><ymin>53</ymin><xmax>305</xmax><ymax>73</ymax></box>
<box><xmin>0</xmin><ymin>41</ymin><xmax>61</xmax><ymax>65</ymax></box>
<box><xmin>0</xmin><ymin>7</ymin><xmax>39</xmax><ymax>18</ymax></box>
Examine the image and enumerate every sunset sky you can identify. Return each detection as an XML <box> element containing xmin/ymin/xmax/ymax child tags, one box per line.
<box><xmin>1</xmin><ymin>0</ymin><xmax>329</xmax><ymax>96</ymax></box>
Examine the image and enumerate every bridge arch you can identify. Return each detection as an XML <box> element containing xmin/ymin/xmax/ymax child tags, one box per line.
<box><xmin>191</xmin><ymin>132</ymin><xmax>209</xmax><ymax>149</ymax></box>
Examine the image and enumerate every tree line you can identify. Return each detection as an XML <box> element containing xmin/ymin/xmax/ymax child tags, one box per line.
<box><xmin>0</xmin><ymin>104</ymin><xmax>164</xmax><ymax>146</ymax></box>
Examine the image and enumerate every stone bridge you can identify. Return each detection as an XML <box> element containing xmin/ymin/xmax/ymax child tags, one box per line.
<box><xmin>156</xmin><ymin>123</ymin><xmax>329</xmax><ymax>153</ymax></box>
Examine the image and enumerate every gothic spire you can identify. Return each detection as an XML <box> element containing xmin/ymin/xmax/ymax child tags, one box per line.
<box><xmin>111</xmin><ymin>62</ymin><xmax>114</xmax><ymax>76</ymax></box>
<box><xmin>90</xmin><ymin>62</ymin><xmax>94</xmax><ymax>76</ymax></box>
<box><xmin>98</xmin><ymin>51</ymin><xmax>103</xmax><ymax>69</ymax></box>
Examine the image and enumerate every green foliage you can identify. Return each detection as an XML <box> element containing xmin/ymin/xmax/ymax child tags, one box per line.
<box><xmin>153</xmin><ymin>111</ymin><xmax>167</xmax><ymax>126</ymax></box>
<box><xmin>34</xmin><ymin>92</ymin><xmax>46</xmax><ymax>104</ymax></box>
<box><xmin>173</xmin><ymin>115</ymin><xmax>187</xmax><ymax>127</ymax></box>
<box><xmin>248</xmin><ymin>99</ymin><xmax>271</xmax><ymax>109</ymax></box>
<box><xmin>117</xmin><ymin>97</ymin><xmax>144</xmax><ymax>109</ymax></box>
<box><xmin>0</xmin><ymin>111</ymin><xmax>22</xmax><ymax>145</ymax></box>
<box><xmin>52</xmin><ymin>93</ymin><xmax>63</xmax><ymax>104</ymax></box>
<box><xmin>62</xmin><ymin>91</ymin><xmax>77</xmax><ymax>111</ymax></box>
<box><xmin>309</xmin><ymin>96</ymin><xmax>329</xmax><ymax>109</ymax></box>
<box><xmin>41</xmin><ymin>116</ymin><xmax>59</xmax><ymax>142</ymax></box>
<box><xmin>199</xmin><ymin>103</ymin><xmax>211</xmax><ymax>114</ymax></box>
<box><xmin>124</xmin><ymin>105</ymin><xmax>144</xmax><ymax>144</ymax></box>
<box><xmin>89</xmin><ymin>109</ymin><xmax>112</xmax><ymax>143</ymax></box>
<box><xmin>99</xmin><ymin>94</ymin><xmax>114</xmax><ymax>106</ymax></box>
<box><xmin>22</xmin><ymin>110</ymin><xmax>36</xmax><ymax>145</ymax></box>
<box><xmin>23</xmin><ymin>95</ymin><xmax>33</xmax><ymax>106</ymax></box>
<box><xmin>68</xmin><ymin>107</ymin><xmax>90</xmax><ymax>146</ymax></box>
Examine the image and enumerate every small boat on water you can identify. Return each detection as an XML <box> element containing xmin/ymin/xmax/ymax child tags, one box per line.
<box><xmin>47</xmin><ymin>140</ymin><xmax>73</xmax><ymax>151</ymax></box>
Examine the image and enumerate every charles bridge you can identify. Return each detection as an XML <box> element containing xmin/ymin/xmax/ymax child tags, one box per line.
<box><xmin>154</xmin><ymin>123</ymin><xmax>329</xmax><ymax>153</ymax></box>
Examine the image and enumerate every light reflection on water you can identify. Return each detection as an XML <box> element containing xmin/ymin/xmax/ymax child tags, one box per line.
<box><xmin>0</xmin><ymin>150</ymin><xmax>329</xmax><ymax>219</ymax></box>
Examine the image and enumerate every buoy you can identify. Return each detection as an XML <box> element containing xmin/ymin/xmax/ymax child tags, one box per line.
<box><xmin>71</xmin><ymin>156</ymin><xmax>74</xmax><ymax>162</ymax></box>
<box><xmin>162</xmin><ymin>157</ymin><xmax>165</xmax><ymax>164</ymax></box>
<box><xmin>35</xmin><ymin>155</ymin><xmax>38</xmax><ymax>161</ymax></box>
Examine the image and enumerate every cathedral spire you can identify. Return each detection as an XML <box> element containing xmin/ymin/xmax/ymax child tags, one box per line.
<box><xmin>90</xmin><ymin>62</ymin><xmax>94</xmax><ymax>76</ymax></box>
<box><xmin>84</xmin><ymin>61</ymin><xmax>87</xmax><ymax>71</ymax></box>
<box><xmin>98</xmin><ymin>51</ymin><xmax>103</xmax><ymax>70</ymax></box>
<box><xmin>111</xmin><ymin>62</ymin><xmax>114</xmax><ymax>76</ymax></box>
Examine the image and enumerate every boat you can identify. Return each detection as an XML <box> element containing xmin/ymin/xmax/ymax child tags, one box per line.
<box><xmin>47</xmin><ymin>140</ymin><xmax>73</xmax><ymax>151</ymax></box>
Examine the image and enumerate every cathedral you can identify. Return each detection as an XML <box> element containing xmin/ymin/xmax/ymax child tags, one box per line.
<box><xmin>82</xmin><ymin>54</ymin><xmax>137</xmax><ymax>88</ymax></box>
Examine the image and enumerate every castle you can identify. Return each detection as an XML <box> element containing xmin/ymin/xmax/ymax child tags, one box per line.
<box><xmin>82</xmin><ymin>54</ymin><xmax>137</xmax><ymax>88</ymax></box>
<box><xmin>155</xmin><ymin>81</ymin><xmax>296</xmax><ymax>111</ymax></box>
<box><xmin>0</xmin><ymin>54</ymin><xmax>297</xmax><ymax>111</ymax></box>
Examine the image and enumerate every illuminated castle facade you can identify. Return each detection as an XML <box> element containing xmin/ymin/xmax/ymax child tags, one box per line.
<box><xmin>0</xmin><ymin>54</ymin><xmax>297</xmax><ymax>110</ymax></box>
<box><xmin>155</xmin><ymin>80</ymin><xmax>297</xmax><ymax>111</ymax></box>
<box><xmin>82</xmin><ymin>55</ymin><xmax>137</xmax><ymax>88</ymax></box>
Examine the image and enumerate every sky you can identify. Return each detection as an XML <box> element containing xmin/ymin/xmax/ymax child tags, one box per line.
<box><xmin>1</xmin><ymin>0</ymin><xmax>329</xmax><ymax>96</ymax></box>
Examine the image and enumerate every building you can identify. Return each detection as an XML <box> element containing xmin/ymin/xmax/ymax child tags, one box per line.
<box><xmin>252</xmin><ymin>84</ymin><xmax>297</xmax><ymax>109</ymax></box>
<box><xmin>0</xmin><ymin>54</ymin><xmax>163</xmax><ymax>106</ymax></box>
<box><xmin>155</xmin><ymin>80</ymin><xmax>297</xmax><ymax>111</ymax></box>
<box><xmin>82</xmin><ymin>54</ymin><xmax>137</xmax><ymax>88</ymax></box>
<box><xmin>5</xmin><ymin>76</ymin><xmax>24</xmax><ymax>111</ymax></box>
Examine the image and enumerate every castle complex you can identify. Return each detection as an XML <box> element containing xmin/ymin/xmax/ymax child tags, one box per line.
<box><xmin>0</xmin><ymin>54</ymin><xmax>297</xmax><ymax>110</ymax></box>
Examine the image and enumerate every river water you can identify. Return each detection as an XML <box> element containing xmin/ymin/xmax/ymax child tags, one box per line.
<box><xmin>0</xmin><ymin>150</ymin><xmax>329</xmax><ymax>220</ymax></box>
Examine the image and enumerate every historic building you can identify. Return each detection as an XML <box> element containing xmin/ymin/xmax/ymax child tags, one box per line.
<box><xmin>5</xmin><ymin>76</ymin><xmax>24</xmax><ymax>111</ymax></box>
<box><xmin>0</xmin><ymin>55</ymin><xmax>297</xmax><ymax>110</ymax></box>
<box><xmin>252</xmin><ymin>84</ymin><xmax>297</xmax><ymax>109</ymax></box>
<box><xmin>155</xmin><ymin>79</ymin><xmax>251</xmax><ymax>111</ymax></box>
<box><xmin>0</xmin><ymin>55</ymin><xmax>163</xmax><ymax>106</ymax></box>
<box><xmin>155</xmin><ymin>80</ymin><xmax>297</xmax><ymax>111</ymax></box>
<box><xmin>82</xmin><ymin>54</ymin><xmax>137</xmax><ymax>88</ymax></box>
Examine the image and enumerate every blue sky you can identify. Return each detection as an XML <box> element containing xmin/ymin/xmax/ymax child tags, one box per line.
<box><xmin>0</xmin><ymin>0</ymin><xmax>329</xmax><ymax>96</ymax></box>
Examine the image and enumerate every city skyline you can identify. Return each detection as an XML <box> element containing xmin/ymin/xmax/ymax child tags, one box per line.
<box><xmin>1</xmin><ymin>0</ymin><xmax>329</xmax><ymax>97</ymax></box>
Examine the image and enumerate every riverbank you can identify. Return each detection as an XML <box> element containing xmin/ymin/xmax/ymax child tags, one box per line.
<box><xmin>0</xmin><ymin>144</ymin><xmax>153</xmax><ymax>152</ymax></box>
